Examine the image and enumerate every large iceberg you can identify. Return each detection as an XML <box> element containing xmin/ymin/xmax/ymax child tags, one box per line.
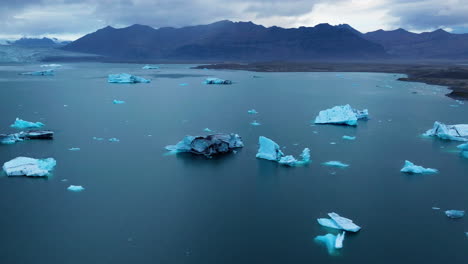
<box><xmin>256</xmin><ymin>136</ymin><xmax>310</xmax><ymax>166</ymax></box>
<box><xmin>20</xmin><ymin>69</ymin><xmax>54</xmax><ymax>76</ymax></box>
<box><xmin>205</xmin><ymin>78</ymin><xmax>232</xmax><ymax>85</ymax></box>
<box><xmin>3</xmin><ymin>157</ymin><xmax>56</xmax><ymax>177</ymax></box>
<box><xmin>400</xmin><ymin>160</ymin><xmax>438</xmax><ymax>174</ymax></box>
<box><xmin>424</xmin><ymin>121</ymin><xmax>468</xmax><ymax>142</ymax></box>
<box><xmin>317</xmin><ymin>212</ymin><xmax>361</xmax><ymax>232</ymax></box>
<box><xmin>314</xmin><ymin>104</ymin><xmax>368</xmax><ymax>126</ymax></box>
<box><xmin>108</xmin><ymin>73</ymin><xmax>150</xmax><ymax>83</ymax></box>
<box><xmin>10</xmin><ymin>118</ymin><xmax>45</xmax><ymax>129</ymax></box>
<box><xmin>165</xmin><ymin>133</ymin><xmax>243</xmax><ymax>156</ymax></box>
<box><xmin>142</xmin><ymin>65</ymin><xmax>159</xmax><ymax>69</ymax></box>
<box><xmin>0</xmin><ymin>130</ymin><xmax>53</xmax><ymax>144</ymax></box>
<box><xmin>445</xmin><ymin>210</ymin><xmax>465</xmax><ymax>219</ymax></box>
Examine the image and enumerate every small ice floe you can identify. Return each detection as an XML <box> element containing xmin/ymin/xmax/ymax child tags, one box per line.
<box><xmin>113</xmin><ymin>100</ymin><xmax>125</xmax><ymax>104</ymax></box>
<box><xmin>314</xmin><ymin>104</ymin><xmax>368</xmax><ymax>126</ymax></box>
<box><xmin>108</xmin><ymin>73</ymin><xmax>150</xmax><ymax>83</ymax></box>
<box><xmin>68</xmin><ymin>147</ymin><xmax>80</xmax><ymax>151</ymax></box>
<box><xmin>342</xmin><ymin>135</ymin><xmax>356</xmax><ymax>140</ymax></box>
<box><xmin>335</xmin><ymin>232</ymin><xmax>345</xmax><ymax>249</ymax></box>
<box><xmin>400</xmin><ymin>160</ymin><xmax>438</xmax><ymax>174</ymax></box>
<box><xmin>165</xmin><ymin>134</ymin><xmax>243</xmax><ymax>156</ymax></box>
<box><xmin>0</xmin><ymin>130</ymin><xmax>53</xmax><ymax>144</ymax></box>
<box><xmin>457</xmin><ymin>144</ymin><xmax>468</xmax><ymax>158</ymax></box>
<box><xmin>450</xmin><ymin>105</ymin><xmax>460</xmax><ymax>108</ymax></box>
<box><xmin>456</xmin><ymin>100</ymin><xmax>464</xmax><ymax>105</ymax></box>
<box><xmin>20</xmin><ymin>69</ymin><xmax>54</xmax><ymax>76</ymax></box>
<box><xmin>315</xmin><ymin>233</ymin><xmax>343</xmax><ymax>256</ymax></box>
<box><xmin>247</xmin><ymin>109</ymin><xmax>258</xmax><ymax>114</ymax></box>
<box><xmin>2</xmin><ymin>157</ymin><xmax>56</xmax><ymax>177</ymax></box>
<box><xmin>445</xmin><ymin>210</ymin><xmax>465</xmax><ymax>219</ymax></box>
<box><xmin>40</xmin><ymin>64</ymin><xmax>62</xmax><ymax>68</ymax></box>
<box><xmin>92</xmin><ymin>137</ymin><xmax>104</xmax><ymax>141</ymax></box>
<box><xmin>330</xmin><ymin>142</ymin><xmax>336</xmax><ymax>145</ymax></box>
<box><xmin>250</xmin><ymin>120</ymin><xmax>261</xmax><ymax>126</ymax></box>
<box><xmin>108</xmin><ymin>138</ymin><xmax>120</xmax><ymax>142</ymax></box>
<box><xmin>179</xmin><ymin>83</ymin><xmax>188</xmax><ymax>86</ymax></box>
<box><xmin>317</xmin><ymin>212</ymin><xmax>361</xmax><ymax>232</ymax></box>
<box><xmin>10</xmin><ymin>118</ymin><xmax>44</xmax><ymax>129</ymax></box>
<box><xmin>204</xmin><ymin>78</ymin><xmax>232</xmax><ymax>85</ymax></box>
<box><xmin>432</xmin><ymin>207</ymin><xmax>441</xmax><ymax>210</ymax></box>
<box><xmin>203</xmin><ymin>128</ymin><xmax>212</xmax><ymax>132</ymax></box>
<box><xmin>423</xmin><ymin>121</ymin><xmax>468</xmax><ymax>141</ymax></box>
<box><xmin>142</xmin><ymin>65</ymin><xmax>159</xmax><ymax>69</ymax></box>
<box><xmin>67</xmin><ymin>185</ymin><xmax>85</xmax><ymax>192</ymax></box>
<box><xmin>256</xmin><ymin>136</ymin><xmax>310</xmax><ymax>166</ymax></box>
<box><xmin>322</xmin><ymin>161</ymin><xmax>349</xmax><ymax>168</ymax></box>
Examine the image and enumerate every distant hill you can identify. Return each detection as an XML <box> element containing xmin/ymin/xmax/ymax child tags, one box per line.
<box><xmin>9</xmin><ymin>37</ymin><xmax>71</xmax><ymax>48</ymax></box>
<box><xmin>62</xmin><ymin>21</ymin><xmax>388</xmax><ymax>61</ymax></box>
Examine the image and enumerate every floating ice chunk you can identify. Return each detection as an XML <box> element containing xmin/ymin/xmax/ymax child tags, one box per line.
<box><xmin>424</xmin><ymin>121</ymin><xmax>468</xmax><ymax>141</ymax></box>
<box><xmin>0</xmin><ymin>131</ymin><xmax>51</xmax><ymax>144</ymax></box>
<box><xmin>20</xmin><ymin>69</ymin><xmax>54</xmax><ymax>76</ymax></box>
<box><xmin>457</xmin><ymin>144</ymin><xmax>468</xmax><ymax>158</ymax></box>
<box><xmin>165</xmin><ymin>134</ymin><xmax>243</xmax><ymax>156</ymax></box>
<box><xmin>328</xmin><ymin>212</ymin><xmax>361</xmax><ymax>232</ymax></box>
<box><xmin>92</xmin><ymin>137</ymin><xmax>104</xmax><ymax>141</ymax></box>
<box><xmin>142</xmin><ymin>65</ymin><xmax>159</xmax><ymax>69</ymax></box>
<box><xmin>256</xmin><ymin>136</ymin><xmax>284</xmax><ymax>161</ymax></box>
<box><xmin>203</xmin><ymin>128</ymin><xmax>212</xmax><ymax>132</ymax></box>
<box><xmin>314</xmin><ymin>234</ymin><xmax>340</xmax><ymax>255</ymax></box>
<box><xmin>108</xmin><ymin>138</ymin><xmax>120</xmax><ymax>142</ymax></box>
<box><xmin>314</xmin><ymin>104</ymin><xmax>368</xmax><ymax>126</ymax></box>
<box><xmin>205</xmin><ymin>78</ymin><xmax>232</xmax><ymax>85</ymax></box>
<box><xmin>432</xmin><ymin>207</ymin><xmax>441</xmax><ymax>210</ymax></box>
<box><xmin>2</xmin><ymin>157</ymin><xmax>56</xmax><ymax>177</ymax></box>
<box><xmin>322</xmin><ymin>161</ymin><xmax>349</xmax><ymax>168</ymax></box>
<box><xmin>400</xmin><ymin>160</ymin><xmax>438</xmax><ymax>174</ymax></box>
<box><xmin>113</xmin><ymin>100</ymin><xmax>125</xmax><ymax>104</ymax></box>
<box><xmin>317</xmin><ymin>218</ymin><xmax>342</xmax><ymax>229</ymax></box>
<box><xmin>445</xmin><ymin>210</ymin><xmax>465</xmax><ymax>219</ymax></box>
<box><xmin>335</xmin><ymin>232</ymin><xmax>345</xmax><ymax>249</ymax></box>
<box><xmin>68</xmin><ymin>147</ymin><xmax>80</xmax><ymax>151</ymax></box>
<box><xmin>250</xmin><ymin>120</ymin><xmax>261</xmax><ymax>126</ymax></box>
<box><xmin>108</xmin><ymin>73</ymin><xmax>150</xmax><ymax>83</ymax></box>
<box><xmin>10</xmin><ymin>118</ymin><xmax>44</xmax><ymax>129</ymax></box>
<box><xmin>342</xmin><ymin>135</ymin><xmax>356</xmax><ymax>140</ymax></box>
<box><xmin>67</xmin><ymin>185</ymin><xmax>85</xmax><ymax>192</ymax></box>
<box><xmin>40</xmin><ymin>64</ymin><xmax>61</xmax><ymax>68</ymax></box>
<box><xmin>247</xmin><ymin>109</ymin><xmax>258</xmax><ymax>114</ymax></box>
<box><xmin>330</xmin><ymin>142</ymin><xmax>336</xmax><ymax>145</ymax></box>
<box><xmin>179</xmin><ymin>83</ymin><xmax>188</xmax><ymax>86</ymax></box>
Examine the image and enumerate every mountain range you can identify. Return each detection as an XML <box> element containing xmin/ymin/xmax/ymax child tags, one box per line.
<box><xmin>61</xmin><ymin>20</ymin><xmax>468</xmax><ymax>61</ymax></box>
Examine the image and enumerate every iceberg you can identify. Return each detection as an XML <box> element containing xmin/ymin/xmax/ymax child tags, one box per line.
<box><xmin>20</xmin><ymin>69</ymin><xmax>54</xmax><ymax>76</ymax></box>
<box><xmin>67</xmin><ymin>185</ymin><xmax>85</xmax><ymax>192</ymax></box>
<box><xmin>247</xmin><ymin>109</ymin><xmax>258</xmax><ymax>114</ymax></box>
<box><xmin>179</xmin><ymin>83</ymin><xmax>188</xmax><ymax>86</ymax></box>
<box><xmin>40</xmin><ymin>64</ymin><xmax>61</xmax><ymax>67</ymax></box>
<box><xmin>400</xmin><ymin>160</ymin><xmax>438</xmax><ymax>174</ymax></box>
<box><xmin>457</xmin><ymin>144</ymin><xmax>468</xmax><ymax>158</ymax></box>
<box><xmin>108</xmin><ymin>73</ymin><xmax>150</xmax><ymax>84</ymax></box>
<box><xmin>92</xmin><ymin>137</ymin><xmax>104</xmax><ymax>141</ymax></box>
<box><xmin>10</xmin><ymin>118</ymin><xmax>44</xmax><ymax>129</ymax></box>
<box><xmin>314</xmin><ymin>104</ymin><xmax>368</xmax><ymax>126</ymax></box>
<box><xmin>113</xmin><ymin>100</ymin><xmax>125</xmax><ymax>104</ymax></box>
<box><xmin>256</xmin><ymin>136</ymin><xmax>284</xmax><ymax>161</ymax></box>
<box><xmin>342</xmin><ymin>135</ymin><xmax>356</xmax><ymax>140</ymax></box>
<box><xmin>317</xmin><ymin>212</ymin><xmax>361</xmax><ymax>232</ymax></box>
<box><xmin>68</xmin><ymin>147</ymin><xmax>80</xmax><ymax>151</ymax></box>
<box><xmin>424</xmin><ymin>121</ymin><xmax>468</xmax><ymax>142</ymax></box>
<box><xmin>445</xmin><ymin>210</ymin><xmax>465</xmax><ymax>219</ymax></box>
<box><xmin>142</xmin><ymin>65</ymin><xmax>159</xmax><ymax>69</ymax></box>
<box><xmin>108</xmin><ymin>138</ymin><xmax>120</xmax><ymax>142</ymax></box>
<box><xmin>205</xmin><ymin>78</ymin><xmax>232</xmax><ymax>85</ymax></box>
<box><xmin>322</xmin><ymin>161</ymin><xmax>349</xmax><ymax>168</ymax></box>
<box><xmin>335</xmin><ymin>232</ymin><xmax>345</xmax><ymax>249</ymax></box>
<box><xmin>3</xmin><ymin>157</ymin><xmax>56</xmax><ymax>177</ymax></box>
<box><xmin>314</xmin><ymin>233</ymin><xmax>342</xmax><ymax>255</ymax></box>
<box><xmin>278</xmin><ymin>148</ymin><xmax>310</xmax><ymax>166</ymax></box>
<box><xmin>203</xmin><ymin>128</ymin><xmax>212</xmax><ymax>132</ymax></box>
<box><xmin>165</xmin><ymin>134</ymin><xmax>244</xmax><ymax>156</ymax></box>
<box><xmin>250</xmin><ymin>120</ymin><xmax>261</xmax><ymax>126</ymax></box>
<box><xmin>1</xmin><ymin>130</ymin><xmax>53</xmax><ymax>144</ymax></box>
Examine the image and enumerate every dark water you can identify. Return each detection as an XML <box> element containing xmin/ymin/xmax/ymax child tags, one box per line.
<box><xmin>0</xmin><ymin>63</ymin><xmax>467</xmax><ymax>264</ymax></box>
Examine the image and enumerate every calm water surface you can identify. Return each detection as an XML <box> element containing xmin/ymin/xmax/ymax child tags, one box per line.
<box><xmin>0</xmin><ymin>63</ymin><xmax>467</xmax><ymax>263</ymax></box>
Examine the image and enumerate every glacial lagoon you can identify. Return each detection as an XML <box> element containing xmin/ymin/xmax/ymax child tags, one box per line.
<box><xmin>0</xmin><ymin>63</ymin><xmax>467</xmax><ymax>263</ymax></box>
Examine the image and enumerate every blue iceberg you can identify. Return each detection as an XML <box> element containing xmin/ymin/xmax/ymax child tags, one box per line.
<box><xmin>278</xmin><ymin>148</ymin><xmax>310</xmax><ymax>166</ymax></box>
<box><xmin>113</xmin><ymin>100</ymin><xmax>125</xmax><ymax>104</ymax></box>
<box><xmin>457</xmin><ymin>144</ymin><xmax>468</xmax><ymax>158</ymax></box>
<box><xmin>20</xmin><ymin>69</ymin><xmax>54</xmax><ymax>76</ymax></box>
<box><xmin>67</xmin><ymin>185</ymin><xmax>85</xmax><ymax>192</ymax></box>
<box><xmin>1</xmin><ymin>130</ymin><xmax>53</xmax><ymax>144</ymax></box>
<box><xmin>250</xmin><ymin>120</ymin><xmax>261</xmax><ymax>126</ymax></box>
<box><xmin>166</xmin><ymin>134</ymin><xmax>243</xmax><ymax>156</ymax></box>
<box><xmin>342</xmin><ymin>135</ymin><xmax>356</xmax><ymax>140</ymax></box>
<box><xmin>205</xmin><ymin>78</ymin><xmax>232</xmax><ymax>85</ymax></box>
<box><xmin>315</xmin><ymin>234</ymin><xmax>339</xmax><ymax>255</ymax></box>
<box><xmin>256</xmin><ymin>137</ymin><xmax>310</xmax><ymax>166</ymax></box>
<box><xmin>142</xmin><ymin>65</ymin><xmax>159</xmax><ymax>69</ymax></box>
<box><xmin>445</xmin><ymin>210</ymin><xmax>465</xmax><ymax>219</ymax></box>
<box><xmin>400</xmin><ymin>160</ymin><xmax>438</xmax><ymax>174</ymax></box>
<box><xmin>2</xmin><ymin>157</ymin><xmax>56</xmax><ymax>177</ymax></box>
<box><xmin>247</xmin><ymin>109</ymin><xmax>258</xmax><ymax>114</ymax></box>
<box><xmin>335</xmin><ymin>232</ymin><xmax>345</xmax><ymax>249</ymax></box>
<box><xmin>10</xmin><ymin>118</ymin><xmax>45</xmax><ymax>129</ymax></box>
<box><xmin>68</xmin><ymin>147</ymin><xmax>80</xmax><ymax>151</ymax></box>
<box><xmin>322</xmin><ymin>161</ymin><xmax>349</xmax><ymax>168</ymax></box>
<box><xmin>203</xmin><ymin>128</ymin><xmax>213</xmax><ymax>132</ymax></box>
<box><xmin>315</xmin><ymin>104</ymin><xmax>368</xmax><ymax>126</ymax></box>
<box><xmin>317</xmin><ymin>212</ymin><xmax>361</xmax><ymax>232</ymax></box>
<box><xmin>424</xmin><ymin>121</ymin><xmax>468</xmax><ymax>142</ymax></box>
<box><xmin>108</xmin><ymin>73</ymin><xmax>150</xmax><ymax>83</ymax></box>
<box><xmin>108</xmin><ymin>138</ymin><xmax>120</xmax><ymax>142</ymax></box>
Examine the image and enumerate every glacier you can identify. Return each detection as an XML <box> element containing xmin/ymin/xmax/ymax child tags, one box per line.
<box><xmin>322</xmin><ymin>161</ymin><xmax>349</xmax><ymax>168</ymax></box>
<box><xmin>424</xmin><ymin>121</ymin><xmax>468</xmax><ymax>141</ymax></box>
<box><xmin>108</xmin><ymin>73</ymin><xmax>150</xmax><ymax>83</ymax></box>
<box><xmin>205</xmin><ymin>78</ymin><xmax>232</xmax><ymax>85</ymax></box>
<box><xmin>165</xmin><ymin>134</ymin><xmax>244</xmax><ymax>156</ymax></box>
<box><xmin>67</xmin><ymin>185</ymin><xmax>85</xmax><ymax>192</ymax></box>
<box><xmin>3</xmin><ymin>157</ymin><xmax>56</xmax><ymax>177</ymax></box>
<box><xmin>256</xmin><ymin>137</ymin><xmax>310</xmax><ymax>166</ymax></box>
<box><xmin>20</xmin><ymin>69</ymin><xmax>54</xmax><ymax>76</ymax></box>
<box><xmin>314</xmin><ymin>104</ymin><xmax>368</xmax><ymax>126</ymax></box>
<box><xmin>400</xmin><ymin>160</ymin><xmax>438</xmax><ymax>174</ymax></box>
<box><xmin>1</xmin><ymin>130</ymin><xmax>53</xmax><ymax>144</ymax></box>
<box><xmin>445</xmin><ymin>210</ymin><xmax>465</xmax><ymax>219</ymax></box>
<box><xmin>10</xmin><ymin>118</ymin><xmax>45</xmax><ymax>129</ymax></box>
<box><xmin>317</xmin><ymin>212</ymin><xmax>361</xmax><ymax>232</ymax></box>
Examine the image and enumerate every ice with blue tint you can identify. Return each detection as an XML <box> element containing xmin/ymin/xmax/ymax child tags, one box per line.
<box><xmin>10</xmin><ymin>118</ymin><xmax>44</xmax><ymax>129</ymax></box>
<box><xmin>108</xmin><ymin>73</ymin><xmax>150</xmax><ymax>83</ymax></box>
<box><xmin>247</xmin><ymin>109</ymin><xmax>258</xmax><ymax>114</ymax></box>
<box><xmin>424</xmin><ymin>121</ymin><xmax>468</xmax><ymax>142</ymax></box>
<box><xmin>0</xmin><ymin>133</ymin><xmax>22</xmax><ymax>144</ymax></box>
<box><xmin>92</xmin><ymin>137</ymin><xmax>104</xmax><ymax>141</ymax></box>
<box><xmin>322</xmin><ymin>161</ymin><xmax>349</xmax><ymax>168</ymax></box>
<box><xmin>67</xmin><ymin>185</ymin><xmax>85</xmax><ymax>192</ymax></box>
<box><xmin>179</xmin><ymin>83</ymin><xmax>188</xmax><ymax>86</ymax></box>
<box><xmin>165</xmin><ymin>134</ymin><xmax>243</xmax><ymax>156</ymax></box>
<box><xmin>1</xmin><ymin>131</ymin><xmax>53</xmax><ymax>144</ymax></box>
<box><xmin>108</xmin><ymin>138</ymin><xmax>120</xmax><ymax>142</ymax></box>
<box><xmin>2</xmin><ymin>157</ymin><xmax>56</xmax><ymax>177</ymax></box>
<box><xmin>203</xmin><ymin>128</ymin><xmax>212</xmax><ymax>132</ymax></box>
<box><xmin>342</xmin><ymin>135</ymin><xmax>356</xmax><ymax>140</ymax></box>
<box><xmin>20</xmin><ymin>69</ymin><xmax>54</xmax><ymax>76</ymax></box>
<box><xmin>317</xmin><ymin>218</ymin><xmax>341</xmax><ymax>229</ymax></box>
<box><xmin>250</xmin><ymin>120</ymin><xmax>261</xmax><ymax>126</ymax></box>
<box><xmin>318</xmin><ymin>212</ymin><xmax>361</xmax><ymax>232</ymax></box>
<box><xmin>314</xmin><ymin>104</ymin><xmax>368</xmax><ymax>126</ymax></box>
<box><xmin>314</xmin><ymin>234</ymin><xmax>341</xmax><ymax>256</ymax></box>
<box><xmin>68</xmin><ymin>147</ymin><xmax>80</xmax><ymax>151</ymax></box>
<box><xmin>205</xmin><ymin>78</ymin><xmax>232</xmax><ymax>84</ymax></box>
<box><xmin>113</xmin><ymin>100</ymin><xmax>125</xmax><ymax>104</ymax></box>
<box><xmin>335</xmin><ymin>232</ymin><xmax>345</xmax><ymax>249</ymax></box>
<box><xmin>445</xmin><ymin>210</ymin><xmax>465</xmax><ymax>219</ymax></box>
<box><xmin>40</xmin><ymin>64</ymin><xmax>62</xmax><ymax>68</ymax></box>
<box><xmin>400</xmin><ymin>160</ymin><xmax>438</xmax><ymax>174</ymax></box>
<box><xmin>166</xmin><ymin>136</ymin><xmax>195</xmax><ymax>153</ymax></box>
<box><xmin>142</xmin><ymin>65</ymin><xmax>159</xmax><ymax>69</ymax></box>
<box><xmin>278</xmin><ymin>148</ymin><xmax>311</xmax><ymax>166</ymax></box>
<box><xmin>457</xmin><ymin>144</ymin><xmax>468</xmax><ymax>158</ymax></box>
<box><xmin>256</xmin><ymin>136</ymin><xmax>284</xmax><ymax>161</ymax></box>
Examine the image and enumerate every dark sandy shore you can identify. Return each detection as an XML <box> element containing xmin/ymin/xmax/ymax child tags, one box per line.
<box><xmin>193</xmin><ymin>62</ymin><xmax>468</xmax><ymax>99</ymax></box>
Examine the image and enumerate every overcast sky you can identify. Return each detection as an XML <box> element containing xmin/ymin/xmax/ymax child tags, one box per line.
<box><xmin>1</xmin><ymin>0</ymin><xmax>468</xmax><ymax>40</ymax></box>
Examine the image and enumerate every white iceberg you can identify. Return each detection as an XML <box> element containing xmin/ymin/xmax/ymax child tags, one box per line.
<box><xmin>247</xmin><ymin>109</ymin><xmax>258</xmax><ymax>114</ymax></box>
<box><xmin>142</xmin><ymin>65</ymin><xmax>159</xmax><ymax>69</ymax></box>
<box><xmin>400</xmin><ymin>160</ymin><xmax>438</xmax><ymax>174</ymax></box>
<box><xmin>314</xmin><ymin>104</ymin><xmax>368</xmax><ymax>126</ymax></box>
<box><xmin>10</xmin><ymin>118</ymin><xmax>45</xmax><ymax>129</ymax></box>
<box><xmin>256</xmin><ymin>136</ymin><xmax>284</xmax><ymax>161</ymax></box>
<box><xmin>278</xmin><ymin>148</ymin><xmax>310</xmax><ymax>167</ymax></box>
<box><xmin>113</xmin><ymin>100</ymin><xmax>125</xmax><ymax>104</ymax></box>
<box><xmin>20</xmin><ymin>69</ymin><xmax>54</xmax><ymax>76</ymax></box>
<box><xmin>67</xmin><ymin>185</ymin><xmax>85</xmax><ymax>192</ymax></box>
<box><xmin>317</xmin><ymin>212</ymin><xmax>361</xmax><ymax>232</ymax></box>
<box><xmin>3</xmin><ymin>157</ymin><xmax>56</xmax><ymax>177</ymax></box>
<box><xmin>445</xmin><ymin>210</ymin><xmax>465</xmax><ymax>219</ymax></box>
<box><xmin>322</xmin><ymin>161</ymin><xmax>349</xmax><ymax>168</ymax></box>
<box><xmin>424</xmin><ymin>121</ymin><xmax>468</xmax><ymax>142</ymax></box>
<box><xmin>335</xmin><ymin>232</ymin><xmax>345</xmax><ymax>249</ymax></box>
<box><xmin>108</xmin><ymin>73</ymin><xmax>150</xmax><ymax>83</ymax></box>
<box><xmin>166</xmin><ymin>134</ymin><xmax>243</xmax><ymax>156</ymax></box>
<box><xmin>205</xmin><ymin>78</ymin><xmax>232</xmax><ymax>85</ymax></box>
